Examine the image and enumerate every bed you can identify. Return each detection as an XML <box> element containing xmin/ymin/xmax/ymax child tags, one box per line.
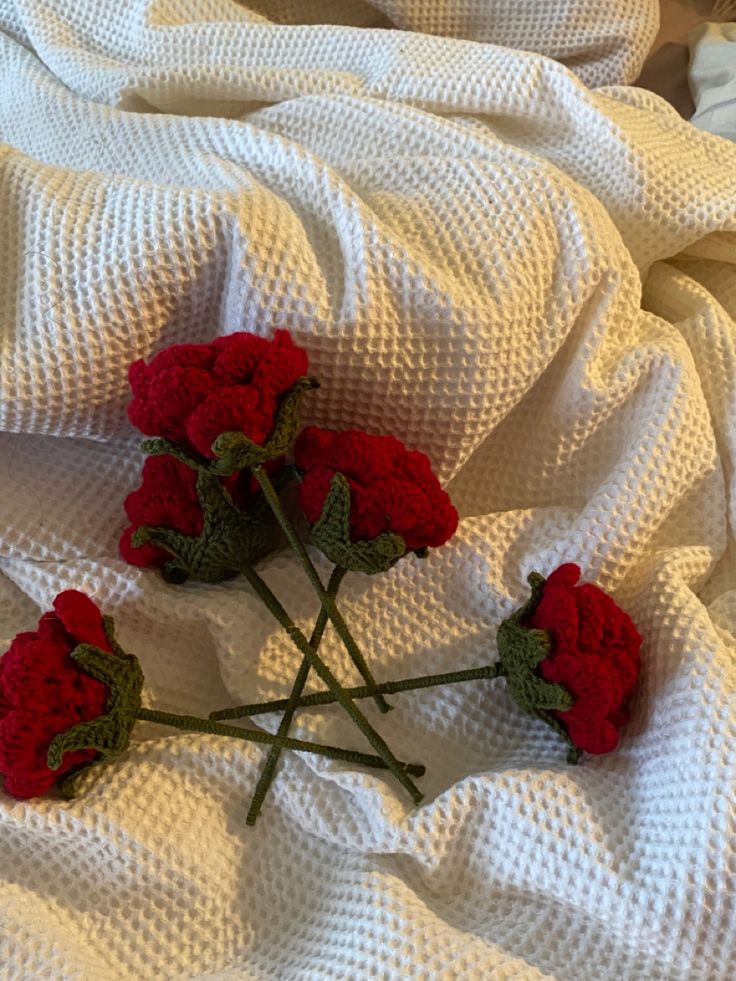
<box><xmin>1</xmin><ymin>2</ymin><xmax>735</xmax><ymax>979</ymax></box>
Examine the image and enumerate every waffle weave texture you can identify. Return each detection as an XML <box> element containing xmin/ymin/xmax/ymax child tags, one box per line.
<box><xmin>1</xmin><ymin>1</ymin><xmax>736</xmax><ymax>979</ymax></box>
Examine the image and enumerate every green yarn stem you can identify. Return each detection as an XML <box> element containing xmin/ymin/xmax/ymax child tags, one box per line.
<box><xmin>136</xmin><ymin>708</ymin><xmax>425</xmax><ymax>776</ymax></box>
<box><xmin>211</xmin><ymin>663</ymin><xmax>501</xmax><ymax>720</ymax></box>
<box><xmin>246</xmin><ymin>564</ymin><xmax>347</xmax><ymax>826</ymax></box>
<box><xmin>241</xmin><ymin>564</ymin><xmax>424</xmax><ymax>805</ymax></box>
<box><xmin>251</xmin><ymin>465</ymin><xmax>391</xmax><ymax>714</ymax></box>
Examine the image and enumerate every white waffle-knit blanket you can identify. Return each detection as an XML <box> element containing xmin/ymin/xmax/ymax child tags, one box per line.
<box><xmin>1</xmin><ymin>2</ymin><xmax>736</xmax><ymax>978</ymax></box>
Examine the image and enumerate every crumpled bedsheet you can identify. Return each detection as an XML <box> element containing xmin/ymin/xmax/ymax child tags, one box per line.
<box><xmin>1</xmin><ymin>2</ymin><xmax>735</xmax><ymax>978</ymax></box>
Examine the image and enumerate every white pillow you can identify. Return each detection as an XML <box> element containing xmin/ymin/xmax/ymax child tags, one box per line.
<box><xmin>690</xmin><ymin>21</ymin><xmax>736</xmax><ymax>140</ymax></box>
<box><xmin>635</xmin><ymin>1</ymin><xmax>735</xmax><ymax>117</ymax></box>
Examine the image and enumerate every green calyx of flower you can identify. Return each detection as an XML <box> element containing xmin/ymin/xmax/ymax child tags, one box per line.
<box><xmin>211</xmin><ymin>376</ymin><xmax>318</xmax><ymax>475</ymax></box>
<box><xmin>47</xmin><ymin>616</ymin><xmax>144</xmax><ymax>797</ymax></box>
<box><xmin>131</xmin><ymin>470</ymin><xmax>276</xmax><ymax>584</ymax></box>
<box><xmin>496</xmin><ymin>572</ymin><xmax>581</xmax><ymax>763</ymax></box>
<box><xmin>309</xmin><ymin>473</ymin><xmax>408</xmax><ymax>575</ymax></box>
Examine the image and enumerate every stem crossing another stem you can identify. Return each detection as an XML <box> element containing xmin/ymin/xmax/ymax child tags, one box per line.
<box><xmin>252</xmin><ymin>465</ymin><xmax>391</xmax><ymax>714</ymax></box>
<box><xmin>245</xmin><ymin>564</ymin><xmax>347</xmax><ymax>825</ymax></box>
<box><xmin>136</xmin><ymin>708</ymin><xmax>425</xmax><ymax>776</ymax></box>
<box><xmin>241</xmin><ymin>564</ymin><xmax>424</xmax><ymax>804</ymax></box>
<box><xmin>211</xmin><ymin>664</ymin><xmax>500</xmax><ymax>721</ymax></box>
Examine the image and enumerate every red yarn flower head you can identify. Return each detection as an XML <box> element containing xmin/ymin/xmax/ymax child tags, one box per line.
<box><xmin>294</xmin><ymin>428</ymin><xmax>458</xmax><ymax>572</ymax></box>
<box><xmin>120</xmin><ymin>456</ymin><xmax>205</xmax><ymax>569</ymax></box>
<box><xmin>120</xmin><ymin>455</ymin><xmax>268</xmax><ymax>569</ymax></box>
<box><xmin>0</xmin><ymin>591</ymin><xmax>142</xmax><ymax>799</ymax></box>
<box><xmin>497</xmin><ymin>565</ymin><xmax>641</xmax><ymax>759</ymax></box>
<box><xmin>128</xmin><ymin>330</ymin><xmax>309</xmax><ymax>459</ymax></box>
<box><xmin>120</xmin><ymin>455</ymin><xmax>280</xmax><ymax>583</ymax></box>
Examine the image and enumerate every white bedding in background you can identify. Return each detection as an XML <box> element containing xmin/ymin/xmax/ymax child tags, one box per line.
<box><xmin>1</xmin><ymin>2</ymin><xmax>736</xmax><ymax>979</ymax></box>
<box><xmin>635</xmin><ymin>1</ymin><xmax>736</xmax><ymax>116</ymax></box>
<box><xmin>691</xmin><ymin>21</ymin><xmax>736</xmax><ymax>139</ymax></box>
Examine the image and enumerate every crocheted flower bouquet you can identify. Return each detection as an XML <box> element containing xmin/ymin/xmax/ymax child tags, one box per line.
<box><xmin>0</xmin><ymin>330</ymin><xmax>642</xmax><ymax>823</ymax></box>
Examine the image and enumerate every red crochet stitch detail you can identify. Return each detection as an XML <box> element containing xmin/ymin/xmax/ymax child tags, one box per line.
<box><xmin>294</xmin><ymin>427</ymin><xmax>458</xmax><ymax>550</ymax></box>
<box><xmin>528</xmin><ymin>564</ymin><xmax>641</xmax><ymax>754</ymax></box>
<box><xmin>127</xmin><ymin>330</ymin><xmax>308</xmax><ymax>458</ymax></box>
<box><xmin>0</xmin><ymin>591</ymin><xmax>110</xmax><ymax>799</ymax></box>
<box><xmin>119</xmin><ymin>455</ymin><xmax>271</xmax><ymax>568</ymax></box>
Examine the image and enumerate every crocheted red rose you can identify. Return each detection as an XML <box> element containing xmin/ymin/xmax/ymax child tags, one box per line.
<box><xmin>294</xmin><ymin>427</ymin><xmax>458</xmax><ymax>551</ymax></box>
<box><xmin>0</xmin><ymin>591</ymin><xmax>110</xmax><ymax>798</ymax></box>
<box><xmin>119</xmin><ymin>454</ymin><xmax>275</xmax><ymax>569</ymax></box>
<box><xmin>127</xmin><ymin>330</ymin><xmax>308</xmax><ymax>458</ymax></box>
<box><xmin>528</xmin><ymin>564</ymin><xmax>641</xmax><ymax>754</ymax></box>
<box><xmin>119</xmin><ymin>453</ymin><xmax>282</xmax><ymax>583</ymax></box>
<box><xmin>119</xmin><ymin>456</ymin><xmax>203</xmax><ymax>568</ymax></box>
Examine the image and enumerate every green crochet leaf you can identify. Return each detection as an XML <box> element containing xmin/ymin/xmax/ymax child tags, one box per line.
<box><xmin>140</xmin><ymin>438</ymin><xmax>210</xmax><ymax>472</ymax></box>
<box><xmin>509</xmin><ymin>571</ymin><xmax>546</xmax><ymax>625</ymax></box>
<box><xmin>310</xmin><ymin>473</ymin><xmax>407</xmax><ymax>575</ymax></box>
<box><xmin>133</xmin><ymin>471</ymin><xmax>275</xmax><ymax>584</ymax></box>
<box><xmin>497</xmin><ymin>572</ymin><xmax>580</xmax><ymax>762</ymax></box>
<box><xmin>57</xmin><ymin>762</ymin><xmax>98</xmax><ymax>800</ymax></box>
<box><xmin>210</xmin><ymin>376</ymin><xmax>319</xmax><ymax>475</ymax></box>
<box><xmin>47</xmin><ymin>716</ymin><xmax>119</xmax><ymax>769</ymax></box>
<box><xmin>46</xmin><ymin>618</ymin><xmax>144</xmax><ymax>783</ymax></box>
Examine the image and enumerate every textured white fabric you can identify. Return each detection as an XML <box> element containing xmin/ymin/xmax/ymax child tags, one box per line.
<box><xmin>1</xmin><ymin>2</ymin><xmax>736</xmax><ymax>979</ymax></box>
<box><xmin>345</xmin><ymin>0</ymin><xmax>660</xmax><ymax>86</ymax></box>
<box><xmin>0</xmin><ymin>0</ymin><xmax>660</xmax><ymax>91</ymax></box>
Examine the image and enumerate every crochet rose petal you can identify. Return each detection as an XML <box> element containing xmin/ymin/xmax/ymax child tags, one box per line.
<box><xmin>127</xmin><ymin>395</ymin><xmax>167</xmax><ymax>440</ymax></box>
<box><xmin>185</xmin><ymin>386</ymin><xmax>275</xmax><ymax>458</ymax></box>
<box><xmin>325</xmin><ymin>431</ymin><xmax>401</xmax><ymax>484</ymax></box>
<box><xmin>529</xmin><ymin>564</ymin><xmax>582</xmax><ymax>659</ymax></box>
<box><xmin>545</xmin><ymin>563</ymin><xmax>582</xmax><ymax>588</ymax></box>
<box><xmin>128</xmin><ymin>359</ymin><xmax>149</xmax><ymax>399</ymax></box>
<box><xmin>1</xmin><ymin>637</ymin><xmax>94</xmax><ymax>715</ymax></box>
<box><xmin>349</xmin><ymin>481</ymin><xmax>392</xmax><ymax>542</ymax></box>
<box><xmin>127</xmin><ymin>366</ymin><xmax>216</xmax><ymax>443</ymax></box>
<box><xmin>294</xmin><ymin>426</ymin><xmax>336</xmax><ymax>470</ymax></box>
<box><xmin>250</xmin><ymin>330</ymin><xmax>309</xmax><ymax>398</ymax></box>
<box><xmin>120</xmin><ymin>456</ymin><xmax>205</xmax><ymax>568</ymax></box>
<box><xmin>128</xmin><ymin>344</ymin><xmax>216</xmax><ymax>406</ymax></box>
<box><xmin>562</xmin><ymin>711</ymin><xmax>620</xmax><ymax>755</ymax></box>
<box><xmin>298</xmin><ymin>468</ymin><xmax>338</xmax><ymax>526</ymax></box>
<box><xmin>36</xmin><ymin>612</ymin><xmax>71</xmax><ymax>647</ymax></box>
<box><xmin>572</xmin><ymin>584</ymin><xmax>607</xmax><ymax>657</ymax></box>
<box><xmin>211</xmin><ymin>333</ymin><xmax>271</xmax><ymax>384</ymax></box>
<box><xmin>145</xmin><ymin>342</ymin><xmax>216</xmax><ymax>376</ymax></box>
<box><xmin>53</xmin><ymin>590</ymin><xmax>111</xmax><ymax>652</ymax></box>
<box><xmin>123</xmin><ymin>456</ymin><xmax>202</xmax><ymax>534</ymax></box>
<box><xmin>541</xmin><ymin>652</ymin><xmax>618</xmax><ymax>721</ymax></box>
